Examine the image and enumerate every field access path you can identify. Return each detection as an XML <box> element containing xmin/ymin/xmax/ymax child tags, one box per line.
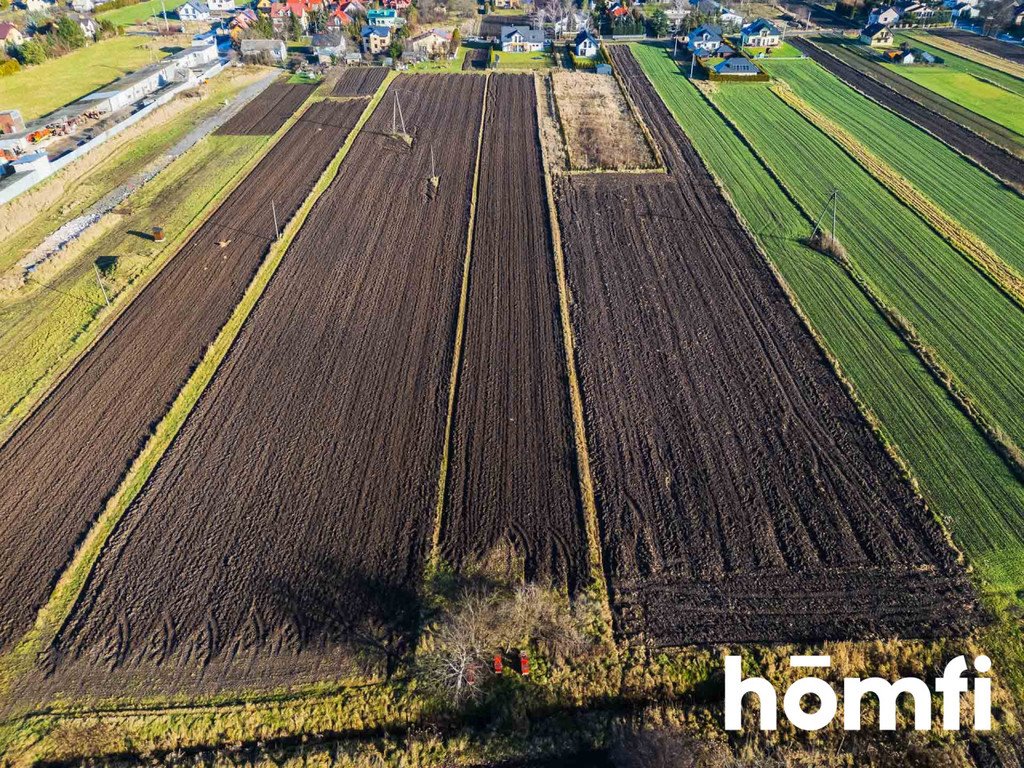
<box><xmin>0</xmin><ymin>93</ymin><xmax>361</xmax><ymax>653</ymax></box>
<box><xmin>554</xmin><ymin>47</ymin><xmax>976</xmax><ymax>646</ymax></box>
<box><xmin>32</xmin><ymin>75</ymin><xmax>487</xmax><ymax>700</ymax></box>
<box><xmin>791</xmin><ymin>37</ymin><xmax>1024</xmax><ymax>186</ymax></box>
<box><xmin>438</xmin><ymin>74</ymin><xmax>588</xmax><ymax>591</ymax></box>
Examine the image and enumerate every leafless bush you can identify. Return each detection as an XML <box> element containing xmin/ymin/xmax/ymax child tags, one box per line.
<box><xmin>806</xmin><ymin>230</ymin><xmax>848</xmax><ymax>262</ymax></box>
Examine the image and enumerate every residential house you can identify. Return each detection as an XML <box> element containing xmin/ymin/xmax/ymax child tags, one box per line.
<box><xmin>860</xmin><ymin>21</ymin><xmax>894</xmax><ymax>45</ymax></box>
<box><xmin>70</xmin><ymin>12</ymin><xmax>97</xmax><ymax>36</ymax></box>
<box><xmin>366</xmin><ymin>8</ymin><xmax>397</xmax><ymax>26</ymax></box>
<box><xmin>608</xmin><ymin>2</ymin><xmax>629</xmax><ymax>18</ymax></box>
<box><xmin>901</xmin><ymin>2</ymin><xmax>936</xmax><ymax>19</ymax></box>
<box><xmin>341</xmin><ymin>0</ymin><xmax>365</xmax><ymax>16</ymax></box>
<box><xmin>740</xmin><ymin>18</ymin><xmax>780</xmax><ymax>46</ymax></box>
<box><xmin>382</xmin><ymin>0</ymin><xmax>410</xmax><ymax>9</ymax></box>
<box><xmin>663</xmin><ymin>8</ymin><xmax>690</xmax><ymax>33</ymax></box>
<box><xmin>325</xmin><ymin>4</ymin><xmax>350</xmax><ymax>30</ymax></box>
<box><xmin>719</xmin><ymin>6</ymin><xmax>743</xmax><ymax>27</ymax></box>
<box><xmin>409</xmin><ymin>27</ymin><xmax>452</xmax><ymax>56</ymax></box>
<box><xmin>953</xmin><ymin>1</ymin><xmax>979</xmax><ymax>17</ymax></box>
<box><xmin>70</xmin><ymin>0</ymin><xmax>95</xmax><ymax>12</ymax></box>
<box><xmin>499</xmin><ymin>24</ymin><xmax>545</xmax><ymax>52</ymax></box>
<box><xmin>361</xmin><ymin>23</ymin><xmax>390</xmax><ymax>53</ymax></box>
<box><xmin>208</xmin><ymin>0</ymin><xmax>236</xmax><ymax>10</ymax></box>
<box><xmin>1012</xmin><ymin>2</ymin><xmax>1023</xmax><ymax>24</ymax></box>
<box><xmin>553</xmin><ymin>11</ymin><xmax>588</xmax><ymax>35</ymax></box>
<box><xmin>24</xmin><ymin>0</ymin><xmax>56</xmax><ymax>13</ymax></box>
<box><xmin>311</xmin><ymin>30</ymin><xmax>344</xmax><ymax>60</ymax></box>
<box><xmin>713</xmin><ymin>56</ymin><xmax>759</xmax><ymax>74</ymax></box>
<box><xmin>0</xmin><ymin>109</ymin><xmax>25</xmax><ymax>134</ymax></box>
<box><xmin>177</xmin><ymin>0</ymin><xmax>211</xmax><ymax>20</ymax></box>
<box><xmin>240</xmin><ymin>36</ymin><xmax>286</xmax><ymax>59</ymax></box>
<box><xmin>0</xmin><ymin>22</ymin><xmax>24</xmax><ymax>47</ymax></box>
<box><xmin>255</xmin><ymin>0</ymin><xmax>272</xmax><ymax>12</ymax></box>
<box><xmin>573</xmin><ymin>28</ymin><xmax>599</xmax><ymax>57</ymax></box>
<box><xmin>868</xmin><ymin>5</ymin><xmax>901</xmax><ymax>24</ymax></box>
<box><xmin>687</xmin><ymin>23</ymin><xmax>723</xmax><ymax>54</ymax></box>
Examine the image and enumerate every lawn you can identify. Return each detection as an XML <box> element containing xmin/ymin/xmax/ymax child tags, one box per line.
<box><xmin>97</xmin><ymin>0</ymin><xmax>169</xmax><ymax>26</ymax></box>
<box><xmin>630</xmin><ymin>42</ymin><xmax>1024</xmax><ymax>594</ymax></box>
<box><xmin>492</xmin><ymin>49</ymin><xmax>553</xmax><ymax>69</ymax></box>
<box><xmin>0</xmin><ymin>131</ymin><xmax>265</xmax><ymax>433</ymax></box>
<box><xmin>898</xmin><ymin>33</ymin><xmax>1024</xmax><ymax>97</ymax></box>
<box><xmin>741</xmin><ymin>41</ymin><xmax>804</xmax><ymax>58</ymax></box>
<box><xmin>0</xmin><ymin>35</ymin><xmax>171</xmax><ymax>120</ymax></box>
<box><xmin>882</xmin><ymin>62</ymin><xmax>1024</xmax><ymax>136</ymax></box>
<box><xmin>405</xmin><ymin>46</ymin><xmax>469</xmax><ymax>71</ymax></box>
<box><xmin>761</xmin><ymin>58</ymin><xmax>1024</xmax><ymax>277</ymax></box>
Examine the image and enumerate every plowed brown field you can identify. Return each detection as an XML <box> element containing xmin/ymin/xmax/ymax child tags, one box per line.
<box><xmin>216</xmin><ymin>82</ymin><xmax>316</xmax><ymax>136</ymax></box>
<box><xmin>331</xmin><ymin>67</ymin><xmax>389</xmax><ymax>97</ymax></box>
<box><xmin>439</xmin><ymin>74</ymin><xmax>586</xmax><ymax>589</ymax></box>
<box><xmin>32</xmin><ymin>75</ymin><xmax>486</xmax><ymax>700</ymax></box>
<box><xmin>0</xmin><ymin>98</ymin><xmax>369</xmax><ymax>654</ymax></box>
<box><xmin>932</xmin><ymin>28</ymin><xmax>1024</xmax><ymax>64</ymax></box>
<box><xmin>556</xmin><ymin>48</ymin><xmax>977</xmax><ymax>646</ymax></box>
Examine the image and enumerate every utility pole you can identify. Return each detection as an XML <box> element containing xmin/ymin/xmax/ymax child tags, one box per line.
<box><xmin>810</xmin><ymin>188</ymin><xmax>838</xmax><ymax>242</ymax></box>
<box><xmin>272</xmin><ymin>200</ymin><xmax>279</xmax><ymax>239</ymax></box>
<box><xmin>831</xmin><ymin>187</ymin><xmax>838</xmax><ymax>238</ymax></box>
<box><xmin>94</xmin><ymin>264</ymin><xmax>110</xmax><ymax>307</ymax></box>
<box><xmin>161</xmin><ymin>0</ymin><xmax>169</xmax><ymax>32</ymax></box>
<box><xmin>689</xmin><ymin>51</ymin><xmax>695</xmax><ymax>77</ymax></box>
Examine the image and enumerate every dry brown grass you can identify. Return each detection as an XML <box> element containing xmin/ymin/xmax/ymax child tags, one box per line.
<box><xmin>551</xmin><ymin>71</ymin><xmax>657</xmax><ymax>171</ymax></box>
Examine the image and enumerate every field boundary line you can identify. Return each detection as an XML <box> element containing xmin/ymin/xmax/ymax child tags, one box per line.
<box><xmin>534</xmin><ymin>74</ymin><xmax>615</xmax><ymax>646</ymax></box>
<box><xmin>602</xmin><ymin>42</ymin><xmax>667</xmax><ymax>172</ymax></box>
<box><xmin>0</xmin><ymin>80</ymin><xmax>394</xmax><ymax>706</ymax></box>
<box><xmin>430</xmin><ymin>74</ymin><xmax>490</xmax><ymax>564</ymax></box>
<box><xmin>798</xmin><ymin>37</ymin><xmax>1024</xmax><ymax>173</ymax></box>
<box><xmin>0</xmin><ymin>85</ymin><xmax>325</xmax><ymax>448</ymax></box>
<box><xmin>691</xmin><ymin>71</ymin><xmax>1024</xmax><ymax>486</ymax></box>
<box><xmin>771</xmin><ymin>83</ymin><xmax>1024</xmax><ymax>314</ymax></box>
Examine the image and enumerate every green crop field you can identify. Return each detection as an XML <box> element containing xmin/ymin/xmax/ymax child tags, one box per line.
<box><xmin>630</xmin><ymin>42</ymin><xmax>1024</xmax><ymax>593</ymax></box>
<box><xmin>899</xmin><ymin>33</ymin><xmax>1024</xmax><ymax>97</ymax></box>
<box><xmin>97</xmin><ymin>0</ymin><xmax>169</xmax><ymax>25</ymax></box>
<box><xmin>882</xmin><ymin>62</ymin><xmax>1024</xmax><ymax>136</ymax></box>
<box><xmin>761</xmin><ymin>58</ymin><xmax>1024</xmax><ymax>276</ymax></box>
<box><xmin>0</xmin><ymin>35</ymin><xmax>171</xmax><ymax>120</ymax></box>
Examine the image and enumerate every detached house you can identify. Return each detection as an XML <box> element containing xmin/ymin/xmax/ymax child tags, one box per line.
<box><xmin>326</xmin><ymin>4</ymin><xmax>351</xmax><ymax>30</ymax></box>
<box><xmin>0</xmin><ymin>22</ymin><xmax>24</xmax><ymax>47</ymax></box>
<box><xmin>573</xmin><ymin>28</ymin><xmax>599</xmax><ymax>57</ymax></box>
<box><xmin>499</xmin><ymin>24</ymin><xmax>545</xmax><ymax>52</ymax></box>
<box><xmin>409</xmin><ymin>27</ymin><xmax>452</xmax><ymax>56</ymax></box>
<box><xmin>868</xmin><ymin>5</ymin><xmax>901</xmax><ymax>24</ymax></box>
<box><xmin>860</xmin><ymin>22</ymin><xmax>894</xmax><ymax>45</ymax></box>
<box><xmin>361</xmin><ymin>23</ymin><xmax>390</xmax><ymax>53</ymax></box>
<box><xmin>177</xmin><ymin>0</ymin><xmax>211</xmax><ymax>20</ymax></box>
<box><xmin>687</xmin><ymin>23</ymin><xmax>723</xmax><ymax>54</ymax></box>
<box><xmin>208</xmin><ymin>0</ymin><xmax>236</xmax><ymax>11</ymax></box>
<box><xmin>366</xmin><ymin>8</ymin><xmax>397</xmax><ymax>26</ymax></box>
<box><xmin>713</xmin><ymin>56</ymin><xmax>759</xmax><ymax>75</ymax></box>
<box><xmin>740</xmin><ymin>18</ymin><xmax>780</xmax><ymax>47</ymax></box>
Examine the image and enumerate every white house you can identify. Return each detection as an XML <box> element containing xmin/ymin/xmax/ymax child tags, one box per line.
<box><xmin>573</xmin><ymin>28</ymin><xmax>598</xmax><ymax>57</ymax></box>
<box><xmin>740</xmin><ymin>18</ymin><xmax>781</xmax><ymax>46</ymax></box>
<box><xmin>499</xmin><ymin>25</ymin><xmax>546</xmax><ymax>52</ymax></box>
<box><xmin>0</xmin><ymin>21</ymin><xmax>24</xmax><ymax>46</ymax></box>
<box><xmin>860</xmin><ymin>21</ymin><xmax>894</xmax><ymax>45</ymax></box>
<box><xmin>719</xmin><ymin>6</ymin><xmax>744</xmax><ymax>26</ymax></box>
<box><xmin>71</xmin><ymin>12</ymin><xmax>97</xmax><ymax>36</ymax></box>
<box><xmin>687</xmin><ymin>23</ymin><xmax>723</xmax><ymax>53</ymax></box>
<box><xmin>207</xmin><ymin>0</ymin><xmax>236</xmax><ymax>11</ymax></box>
<box><xmin>868</xmin><ymin>5</ymin><xmax>901</xmax><ymax>24</ymax></box>
<box><xmin>311</xmin><ymin>31</ymin><xmax>344</xmax><ymax>61</ymax></box>
<box><xmin>70</xmin><ymin>0</ymin><xmax>96</xmax><ymax>12</ymax></box>
<box><xmin>177</xmin><ymin>0</ymin><xmax>211</xmax><ymax>20</ymax></box>
<box><xmin>24</xmin><ymin>0</ymin><xmax>56</xmax><ymax>13</ymax></box>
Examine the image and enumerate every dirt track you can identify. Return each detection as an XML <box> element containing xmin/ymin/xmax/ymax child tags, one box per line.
<box><xmin>331</xmin><ymin>67</ymin><xmax>388</xmax><ymax>97</ymax></box>
<box><xmin>555</xmin><ymin>48</ymin><xmax>977</xmax><ymax>646</ymax></box>
<box><xmin>932</xmin><ymin>28</ymin><xmax>1024</xmax><ymax>64</ymax></box>
<box><xmin>792</xmin><ymin>38</ymin><xmax>1024</xmax><ymax>185</ymax></box>
<box><xmin>439</xmin><ymin>74</ymin><xmax>587</xmax><ymax>590</ymax></box>
<box><xmin>31</xmin><ymin>75</ymin><xmax>486</xmax><ymax>700</ymax></box>
<box><xmin>0</xmin><ymin>98</ymin><xmax>369</xmax><ymax>655</ymax></box>
<box><xmin>215</xmin><ymin>82</ymin><xmax>316</xmax><ymax>136</ymax></box>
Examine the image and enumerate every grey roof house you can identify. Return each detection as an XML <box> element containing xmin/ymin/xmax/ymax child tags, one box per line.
<box><xmin>500</xmin><ymin>25</ymin><xmax>546</xmax><ymax>52</ymax></box>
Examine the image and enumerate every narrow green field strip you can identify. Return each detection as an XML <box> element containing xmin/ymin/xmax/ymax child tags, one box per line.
<box><xmin>899</xmin><ymin>33</ymin><xmax>1024</xmax><ymax>97</ymax></box>
<box><xmin>629</xmin><ymin>43</ymin><xmax>1024</xmax><ymax>594</ymax></box>
<box><xmin>705</xmin><ymin>79</ymin><xmax>1024</xmax><ymax>464</ymax></box>
<box><xmin>882</xmin><ymin>63</ymin><xmax>1024</xmax><ymax>136</ymax></box>
<box><xmin>761</xmin><ymin>58</ymin><xmax>1024</xmax><ymax>276</ymax></box>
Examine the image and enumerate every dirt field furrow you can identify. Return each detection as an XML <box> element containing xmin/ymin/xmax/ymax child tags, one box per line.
<box><xmin>932</xmin><ymin>28</ymin><xmax>1024</xmax><ymax>64</ymax></box>
<box><xmin>216</xmin><ymin>82</ymin><xmax>316</xmax><ymax>136</ymax></box>
<box><xmin>439</xmin><ymin>74</ymin><xmax>587</xmax><ymax>590</ymax></box>
<box><xmin>331</xmin><ymin>67</ymin><xmax>389</xmax><ymax>97</ymax></box>
<box><xmin>791</xmin><ymin>38</ymin><xmax>1024</xmax><ymax>185</ymax></box>
<box><xmin>0</xmin><ymin>98</ymin><xmax>368</xmax><ymax>655</ymax></box>
<box><xmin>27</xmin><ymin>75</ymin><xmax>486</xmax><ymax>702</ymax></box>
<box><xmin>555</xmin><ymin>47</ymin><xmax>977</xmax><ymax>646</ymax></box>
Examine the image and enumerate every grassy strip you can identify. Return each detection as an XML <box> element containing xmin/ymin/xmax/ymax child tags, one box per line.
<box><xmin>430</xmin><ymin>74</ymin><xmax>490</xmax><ymax>561</ymax></box>
<box><xmin>0</xmin><ymin>78</ymin><xmax>392</xmax><ymax>704</ymax></box>
<box><xmin>898</xmin><ymin>33</ymin><xmax>1024</xmax><ymax>96</ymax></box>
<box><xmin>534</xmin><ymin>75</ymin><xmax>615</xmax><ymax>647</ymax></box>
<box><xmin>0</xmin><ymin>78</ymin><xmax>316</xmax><ymax>447</ymax></box>
<box><xmin>771</xmin><ymin>83</ymin><xmax>1024</xmax><ymax>323</ymax></box>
